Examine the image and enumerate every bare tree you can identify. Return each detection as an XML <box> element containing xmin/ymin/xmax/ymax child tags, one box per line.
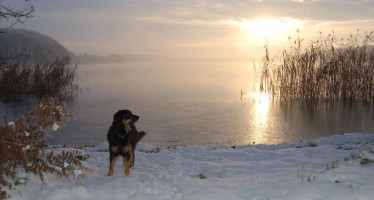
<box><xmin>0</xmin><ymin>0</ymin><xmax>34</xmax><ymax>63</ymax></box>
<box><xmin>0</xmin><ymin>0</ymin><xmax>34</xmax><ymax>33</ymax></box>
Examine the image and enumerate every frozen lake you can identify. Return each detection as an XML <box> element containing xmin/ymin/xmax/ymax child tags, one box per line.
<box><xmin>1</xmin><ymin>63</ymin><xmax>373</xmax><ymax>146</ymax></box>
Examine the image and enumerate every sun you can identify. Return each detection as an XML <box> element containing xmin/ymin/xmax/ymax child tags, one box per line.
<box><xmin>240</xmin><ymin>17</ymin><xmax>297</xmax><ymax>40</ymax></box>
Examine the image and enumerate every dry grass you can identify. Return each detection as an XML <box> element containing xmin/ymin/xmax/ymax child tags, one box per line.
<box><xmin>0</xmin><ymin>56</ymin><xmax>78</xmax><ymax>102</ymax></box>
<box><xmin>260</xmin><ymin>30</ymin><xmax>374</xmax><ymax>103</ymax></box>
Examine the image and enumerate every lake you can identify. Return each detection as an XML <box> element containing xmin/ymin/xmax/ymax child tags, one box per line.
<box><xmin>1</xmin><ymin>63</ymin><xmax>373</xmax><ymax>147</ymax></box>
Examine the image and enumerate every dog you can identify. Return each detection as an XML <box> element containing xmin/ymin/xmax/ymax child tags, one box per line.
<box><xmin>107</xmin><ymin>109</ymin><xmax>146</xmax><ymax>176</ymax></box>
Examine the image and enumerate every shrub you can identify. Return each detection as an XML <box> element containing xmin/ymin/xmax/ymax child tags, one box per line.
<box><xmin>0</xmin><ymin>98</ymin><xmax>84</xmax><ymax>199</ymax></box>
<box><xmin>260</xmin><ymin>30</ymin><xmax>374</xmax><ymax>103</ymax></box>
<box><xmin>0</xmin><ymin>56</ymin><xmax>78</xmax><ymax>102</ymax></box>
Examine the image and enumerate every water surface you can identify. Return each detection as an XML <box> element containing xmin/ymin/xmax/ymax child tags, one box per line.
<box><xmin>1</xmin><ymin>63</ymin><xmax>373</xmax><ymax>146</ymax></box>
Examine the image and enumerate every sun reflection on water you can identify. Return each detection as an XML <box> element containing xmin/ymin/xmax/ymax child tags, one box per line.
<box><xmin>251</xmin><ymin>92</ymin><xmax>271</xmax><ymax>144</ymax></box>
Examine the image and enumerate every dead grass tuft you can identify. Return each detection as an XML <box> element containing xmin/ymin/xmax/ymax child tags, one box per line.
<box><xmin>260</xmin><ymin>30</ymin><xmax>374</xmax><ymax>103</ymax></box>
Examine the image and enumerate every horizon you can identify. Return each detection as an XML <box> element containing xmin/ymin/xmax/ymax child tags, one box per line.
<box><xmin>8</xmin><ymin>0</ymin><xmax>374</xmax><ymax>62</ymax></box>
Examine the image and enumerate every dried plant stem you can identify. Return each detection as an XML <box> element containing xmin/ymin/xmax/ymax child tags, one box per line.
<box><xmin>260</xmin><ymin>30</ymin><xmax>374</xmax><ymax>104</ymax></box>
<box><xmin>0</xmin><ymin>98</ymin><xmax>85</xmax><ymax>198</ymax></box>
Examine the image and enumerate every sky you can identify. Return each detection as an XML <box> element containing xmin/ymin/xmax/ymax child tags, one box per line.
<box><xmin>6</xmin><ymin>0</ymin><xmax>374</xmax><ymax>62</ymax></box>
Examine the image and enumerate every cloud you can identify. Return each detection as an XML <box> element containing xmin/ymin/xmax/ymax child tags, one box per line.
<box><xmin>8</xmin><ymin>0</ymin><xmax>374</xmax><ymax>59</ymax></box>
<box><xmin>13</xmin><ymin>0</ymin><xmax>374</xmax><ymax>23</ymax></box>
<box><xmin>202</xmin><ymin>0</ymin><xmax>374</xmax><ymax>21</ymax></box>
<box><xmin>20</xmin><ymin>0</ymin><xmax>374</xmax><ymax>29</ymax></box>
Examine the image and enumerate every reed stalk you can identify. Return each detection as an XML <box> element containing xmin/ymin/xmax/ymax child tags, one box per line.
<box><xmin>260</xmin><ymin>30</ymin><xmax>374</xmax><ymax>103</ymax></box>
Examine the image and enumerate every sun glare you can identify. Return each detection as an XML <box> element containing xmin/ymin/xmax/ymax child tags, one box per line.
<box><xmin>247</xmin><ymin>91</ymin><xmax>271</xmax><ymax>144</ymax></box>
<box><xmin>252</xmin><ymin>92</ymin><xmax>271</xmax><ymax>117</ymax></box>
<box><xmin>240</xmin><ymin>17</ymin><xmax>298</xmax><ymax>40</ymax></box>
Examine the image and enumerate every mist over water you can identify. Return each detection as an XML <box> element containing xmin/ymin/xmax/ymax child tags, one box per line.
<box><xmin>1</xmin><ymin>63</ymin><xmax>373</xmax><ymax>147</ymax></box>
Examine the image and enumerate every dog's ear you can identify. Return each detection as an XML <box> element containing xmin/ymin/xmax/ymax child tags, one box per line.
<box><xmin>113</xmin><ymin>110</ymin><xmax>132</xmax><ymax>122</ymax></box>
<box><xmin>113</xmin><ymin>110</ymin><xmax>123</xmax><ymax>122</ymax></box>
<box><xmin>131</xmin><ymin>114</ymin><xmax>139</xmax><ymax>122</ymax></box>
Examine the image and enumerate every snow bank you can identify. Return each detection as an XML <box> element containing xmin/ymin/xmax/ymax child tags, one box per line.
<box><xmin>7</xmin><ymin>133</ymin><xmax>374</xmax><ymax>200</ymax></box>
<box><xmin>310</xmin><ymin>132</ymin><xmax>374</xmax><ymax>146</ymax></box>
<box><xmin>254</xmin><ymin>132</ymin><xmax>374</xmax><ymax>150</ymax></box>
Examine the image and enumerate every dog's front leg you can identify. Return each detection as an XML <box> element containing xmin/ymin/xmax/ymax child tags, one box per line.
<box><xmin>123</xmin><ymin>157</ymin><xmax>130</xmax><ymax>175</ymax></box>
<box><xmin>130</xmin><ymin>140</ymin><xmax>135</xmax><ymax>168</ymax></box>
<box><xmin>122</xmin><ymin>145</ymin><xmax>131</xmax><ymax>175</ymax></box>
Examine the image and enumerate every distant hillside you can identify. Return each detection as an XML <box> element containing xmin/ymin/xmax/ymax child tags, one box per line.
<box><xmin>0</xmin><ymin>29</ymin><xmax>75</xmax><ymax>63</ymax></box>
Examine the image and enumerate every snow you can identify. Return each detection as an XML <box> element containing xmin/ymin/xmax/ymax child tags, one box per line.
<box><xmin>24</xmin><ymin>131</ymin><xmax>30</xmax><ymax>137</ymax></box>
<box><xmin>7</xmin><ymin>121</ymin><xmax>15</xmax><ymax>127</ymax></box>
<box><xmin>22</xmin><ymin>145</ymin><xmax>30</xmax><ymax>151</ymax></box>
<box><xmin>6</xmin><ymin>133</ymin><xmax>374</xmax><ymax>200</ymax></box>
<box><xmin>52</xmin><ymin>123</ymin><xmax>60</xmax><ymax>131</ymax></box>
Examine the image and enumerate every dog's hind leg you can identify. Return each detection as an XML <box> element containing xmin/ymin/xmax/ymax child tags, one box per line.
<box><xmin>108</xmin><ymin>147</ymin><xmax>119</xmax><ymax>176</ymax></box>
<box><xmin>108</xmin><ymin>156</ymin><xmax>116</xmax><ymax>176</ymax></box>
<box><xmin>129</xmin><ymin>150</ymin><xmax>134</xmax><ymax>168</ymax></box>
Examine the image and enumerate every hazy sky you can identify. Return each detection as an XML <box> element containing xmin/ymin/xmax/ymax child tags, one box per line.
<box><xmin>8</xmin><ymin>0</ymin><xmax>374</xmax><ymax>61</ymax></box>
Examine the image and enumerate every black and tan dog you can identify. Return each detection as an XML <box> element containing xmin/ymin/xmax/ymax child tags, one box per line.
<box><xmin>107</xmin><ymin>110</ymin><xmax>146</xmax><ymax>176</ymax></box>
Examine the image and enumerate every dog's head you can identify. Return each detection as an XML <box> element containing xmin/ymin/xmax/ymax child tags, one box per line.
<box><xmin>113</xmin><ymin>109</ymin><xmax>139</xmax><ymax>134</ymax></box>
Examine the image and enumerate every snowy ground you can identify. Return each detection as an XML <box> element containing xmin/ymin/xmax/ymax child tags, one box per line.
<box><xmin>7</xmin><ymin>133</ymin><xmax>374</xmax><ymax>200</ymax></box>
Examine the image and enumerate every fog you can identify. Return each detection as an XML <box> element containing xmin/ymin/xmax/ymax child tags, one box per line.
<box><xmin>8</xmin><ymin>0</ymin><xmax>374</xmax><ymax>62</ymax></box>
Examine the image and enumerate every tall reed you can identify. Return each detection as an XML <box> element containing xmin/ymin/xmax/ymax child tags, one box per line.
<box><xmin>0</xmin><ymin>56</ymin><xmax>78</xmax><ymax>102</ymax></box>
<box><xmin>260</xmin><ymin>30</ymin><xmax>374</xmax><ymax>103</ymax></box>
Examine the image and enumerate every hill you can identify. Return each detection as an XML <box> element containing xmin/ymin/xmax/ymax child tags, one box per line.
<box><xmin>0</xmin><ymin>29</ymin><xmax>75</xmax><ymax>63</ymax></box>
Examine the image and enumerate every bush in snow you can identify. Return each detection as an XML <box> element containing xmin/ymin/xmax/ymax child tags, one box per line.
<box><xmin>0</xmin><ymin>98</ymin><xmax>85</xmax><ymax>199</ymax></box>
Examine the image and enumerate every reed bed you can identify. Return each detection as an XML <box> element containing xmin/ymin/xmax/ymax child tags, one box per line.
<box><xmin>0</xmin><ymin>56</ymin><xmax>78</xmax><ymax>102</ymax></box>
<box><xmin>260</xmin><ymin>30</ymin><xmax>374</xmax><ymax>103</ymax></box>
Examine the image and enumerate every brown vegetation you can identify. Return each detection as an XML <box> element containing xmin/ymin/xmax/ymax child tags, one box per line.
<box><xmin>260</xmin><ymin>30</ymin><xmax>374</xmax><ymax>103</ymax></box>
<box><xmin>0</xmin><ymin>98</ymin><xmax>84</xmax><ymax>199</ymax></box>
<box><xmin>0</xmin><ymin>56</ymin><xmax>78</xmax><ymax>102</ymax></box>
